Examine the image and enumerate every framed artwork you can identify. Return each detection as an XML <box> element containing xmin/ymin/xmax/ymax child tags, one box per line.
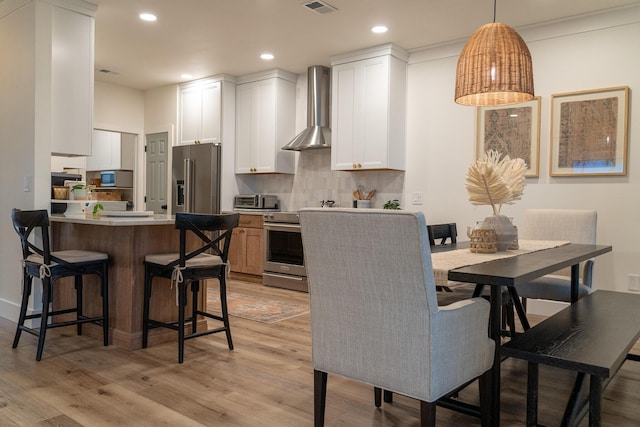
<box><xmin>550</xmin><ymin>86</ymin><xmax>629</xmax><ymax>176</ymax></box>
<box><xmin>476</xmin><ymin>97</ymin><xmax>541</xmax><ymax>177</ymax></box>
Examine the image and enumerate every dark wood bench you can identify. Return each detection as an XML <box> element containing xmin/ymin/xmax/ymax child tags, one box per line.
<box><xmin>502</xmin><ymin>290</ymin><xmax>640</xmax><ymax>427</ymax></box>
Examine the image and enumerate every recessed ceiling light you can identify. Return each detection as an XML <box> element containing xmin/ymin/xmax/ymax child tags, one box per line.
<box><xmin>139</xmin><ymin>13</ymin><xmax>157</xmax><ymax>22</ymax></box>
<box><xmin>371</xmin><ymin>25</ymin><xmax>388</xmax><ymax>34</ymax></box>
<box><xmin>180</xmin><ymin>74</ymin><xmax>193</xmax><ymax>80</ymax></box>
<box><xmin>260</xmin><ymin>53</ymin><xmax>275</xmax><ymax>60</ymax></box>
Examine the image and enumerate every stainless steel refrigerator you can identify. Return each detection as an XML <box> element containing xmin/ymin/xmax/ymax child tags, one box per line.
<box><xmin>172</xmin><ymin>143</ymin><xmax>221</xmax><ymax>214</ymax></box>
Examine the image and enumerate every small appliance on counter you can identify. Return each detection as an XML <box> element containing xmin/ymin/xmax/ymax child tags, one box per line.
<box><xmin>234</xmin><ymin>194</ymin><xmax>279</xmax><ymax>211</ymax></box>
<box><xmin>100</xmin><ymin>170</ymin><xmax>133</xmax><ymax>187</ymax></box>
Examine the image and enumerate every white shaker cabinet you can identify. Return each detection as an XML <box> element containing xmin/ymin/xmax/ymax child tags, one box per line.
<box><xmin>86</xmin><ymin>130</ymin><xmax>135</xmax><ymax>171</ymax></box>
<box><xmin>330</xmin><ymin>44</ymin><xmax>408</xmax><ymax>171</ymax></box>
<box><xmin>178</xmin><ymin>78</ymin><xmax>222</xmax><ymax>145</ymax></box>
<box><xmin>235</xmin><ymin>69</ymin><xmax>296</xmax><ymax>174</ymax></box>
<box><xmin>50</xmin><ymin>4</ymin><xmax>95</xmax><ymax>156</ymax></box>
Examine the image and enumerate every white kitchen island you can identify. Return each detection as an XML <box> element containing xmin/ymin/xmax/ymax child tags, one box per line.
<box><xmin>50</xmin><ymin>214</ymin><xmax>207</xmax><ymax>351</ymax></box>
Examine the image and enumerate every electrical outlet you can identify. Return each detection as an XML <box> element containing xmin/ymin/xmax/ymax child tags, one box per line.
<box><xmin>628</xmin><ymin>274</ymin><xmax>640</xmax><ymax>292</ymax></box>
<box><xmin>412</xmin><ymin>192</ymin><xmax>423</xmax><ymax>205</ymax></box>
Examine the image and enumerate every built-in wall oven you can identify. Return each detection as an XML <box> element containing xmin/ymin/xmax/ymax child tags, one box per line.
<box><xmin>262</xmin><ymin>211</ymin><xmax>308</xmax><ymax>292</ymax></box>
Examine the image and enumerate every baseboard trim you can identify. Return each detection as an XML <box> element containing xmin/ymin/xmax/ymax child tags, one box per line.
<box><xmin>526</xmin><ymin>299</ymin><xmax>568</xmax><ymax>317</ymax></box>
<box><xmin>0</xmin><ymin>298</ymin><xmax>20</xmax><ymax>323</ymax></box>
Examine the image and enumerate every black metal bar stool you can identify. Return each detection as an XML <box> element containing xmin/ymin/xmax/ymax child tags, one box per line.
<box><xmin>11</xmin><ymin>209</ymin><xmax>109</xmax><ymax>361</ymax></box>
<box><xmin>142</xmin><ymin>212</ymin><xmax>239</xmax><ymax>363</ymax></box>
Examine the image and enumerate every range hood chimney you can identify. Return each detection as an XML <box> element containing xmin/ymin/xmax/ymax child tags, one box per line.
<box><xmin>282</xmin><ymin>65</ymin><xmax>331</xmax><ymax>151</ymax></box>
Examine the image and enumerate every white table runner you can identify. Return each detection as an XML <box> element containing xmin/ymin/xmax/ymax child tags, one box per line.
<box><xmin>431</xmin><ymin>240</ymin><xmax>571</xmax><ymax>286</ymax></box>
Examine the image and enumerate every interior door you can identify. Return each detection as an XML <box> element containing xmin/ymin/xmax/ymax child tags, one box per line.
<box><xmin>145</xmin><ymin>132</ymin><xmax>169</xmax><ymax>213</ymax></box>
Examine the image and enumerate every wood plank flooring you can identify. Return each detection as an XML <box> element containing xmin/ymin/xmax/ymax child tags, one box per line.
<box><xmin>1</xmin><ymin>279</ymin><xmax>639</xmax><ymax>426</ymax></box>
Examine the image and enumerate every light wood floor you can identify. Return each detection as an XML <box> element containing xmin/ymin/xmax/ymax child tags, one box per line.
<box><xmin>1</xmin><ymin>279</ymin><xmax>639</xmax><ymax>426</ymax></box>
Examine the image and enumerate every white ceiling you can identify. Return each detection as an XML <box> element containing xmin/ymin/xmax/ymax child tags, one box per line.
<box><xmin>92</xmin><ymin>0</ymin><xmax>640</xmax><ymax>90</ymax></box>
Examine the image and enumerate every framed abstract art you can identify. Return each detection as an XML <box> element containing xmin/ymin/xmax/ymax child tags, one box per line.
<box><xmin>476</xmin><ymin>97</ymin><xmax>541</xmax><ymax>177</ymax></box>
<box><xmin>550</xmin><ymin>86</ymin><xmax>629</xmax><ymax>176</ymax></box>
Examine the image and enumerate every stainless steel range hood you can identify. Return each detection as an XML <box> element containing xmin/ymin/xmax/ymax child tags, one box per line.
<box><xmin>282</xmin><ymin>65</ymin><xmax>331</xmax><ymax>151</ymax></box>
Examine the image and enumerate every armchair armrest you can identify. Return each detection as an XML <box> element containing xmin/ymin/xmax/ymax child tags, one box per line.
<box><xmin>427</xmin><ymin>298</ymin><xmax>495</xmax><ymax>397</ymax></box>
<box><xmin>582</xmin><ymin>259</ymin><xmax>594</xmax><ymax>288</ymax></box>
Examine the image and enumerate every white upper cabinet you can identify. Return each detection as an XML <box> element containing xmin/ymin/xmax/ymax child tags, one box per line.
<box><xmin>330</xmin><ymin>44</ymin><xmax>408</xmax><ymax>171</ymax></box>
<box><xmin>86</xmin><ymin>130</ymin><xmax>135</xmax><ymax>171</ymax></box>
<box><xmin>50</xmin><ymin>3</ymin><xmax>95</xmax><ymax>156</ymax></box>
<box><xmin>178</xmin><ymin>78</ymin><xmax>222</xmax><ymax>145</ymax></box>
<box><xmin>235</xmin><ymin>69</ymin><xmax>297</xmax><ymax>174</ymax></box>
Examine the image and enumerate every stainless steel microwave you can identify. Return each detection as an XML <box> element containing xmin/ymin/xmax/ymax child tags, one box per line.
<box><xmin>100</xmin><ymin>170</ymin><xmax>133</xmax><ymax>187</ymax></box>
<box><xmin>234</xmin><ymin>194</ymin><xmax>279</xmax><ymax>210</ymax></box>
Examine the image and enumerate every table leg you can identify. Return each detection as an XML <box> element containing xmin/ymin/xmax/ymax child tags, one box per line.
<box><xmin>589</xmin><ymin>375</ymin><xmax>603</xmax><ymax>427</ymax></box>
<box><xmin>562</xmin><ymin>372</ymin><xmax>588</xmax><ymax>426</ymax></box>
<box><xmin>526</xmin><ymin>362</ymin><xmax>539</xmax><ymax>427</ymax></box>
<box><xmin>489</xmin><ymin>284</ymin><xmax>502</xmax><ymax>426</ymax></box>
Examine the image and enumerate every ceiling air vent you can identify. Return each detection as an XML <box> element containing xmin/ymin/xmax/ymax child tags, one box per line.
<box><xmin>302</xmin><ymin>1</ymin><xmax>337</xmax><ymax>14</ymax></box>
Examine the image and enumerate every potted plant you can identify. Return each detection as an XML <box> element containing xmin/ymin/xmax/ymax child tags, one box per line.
<box><xmin>383</xmin><ymin>200</ymin><xmax>401</xmax><ymax>210</ymax></box>
<box><xmin>70</xmin><ymin>184</ymin><xmax>87</xmax><ymax>200</ymax></box>
<box><xmin>92</xmin><ymin>203</ymin><xmax>104</xmax><ymax>218</ymax></box>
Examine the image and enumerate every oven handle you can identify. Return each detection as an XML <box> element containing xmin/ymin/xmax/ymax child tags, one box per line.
<box><xmin>264</xmin><ymin>223</ymin><xmax>301</xmax><ymax>233</ymax></box>
<box><xmin>263</xmin><ymin>272</ymin><xmax>306</xmax><ymax>281</ymax></box>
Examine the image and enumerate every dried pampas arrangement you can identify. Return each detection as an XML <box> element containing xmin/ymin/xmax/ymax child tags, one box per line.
<box><xmin>466</xmin><ymin>150</ymin><xmax>527</xmax><ymax>215</ymax></box>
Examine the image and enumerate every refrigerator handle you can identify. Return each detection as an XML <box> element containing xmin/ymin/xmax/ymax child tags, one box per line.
<box><xmin>184</xmin><ymin>158</ymin><xmax>195</xmax><ymax>213</ymax></box>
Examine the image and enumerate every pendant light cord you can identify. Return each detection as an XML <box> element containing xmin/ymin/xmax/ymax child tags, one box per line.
<box><xmin>493</xmin><ymin>0</ymin><xmax>497</xmax><ymax>23</ymax></box>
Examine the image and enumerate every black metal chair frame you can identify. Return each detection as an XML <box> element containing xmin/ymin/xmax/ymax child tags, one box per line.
<box><xmin>11</xmin><ymin>209</ymin><xmax>109</xmax><ymax>361</ymax></box>
<box><xmin>142</xmin><ymin>212</ymin><xmax>239</xmax><ymax>363</ymax></box>
<box><xmin>427</xmin><ymin>223</ymin><xmax>458</xmax><ymax>246</ymax></box>
<box><xmin>428</xmin><ymin>223</ymin><xmax>458</xmax><ymax>292</ymax></box>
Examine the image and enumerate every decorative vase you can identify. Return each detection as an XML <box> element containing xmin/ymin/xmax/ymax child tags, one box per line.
<box><xmin>467</xmin><ymin>220</ymin><xmax>497</xmax><ymax>253</ymax></box>
<box><xmin>72</xmin><ymin>188</ymin><xmax>87</xmax><ymax>200</ymax></box>
<box><xmin>483</xmin><ymin>214</ymin><xmax>517</xmax><ymax>252</ymax></box>
<box><xmin>508</xmin><ymin>220</ymin><xmax>519</xmax><ymax>250</ymax></box>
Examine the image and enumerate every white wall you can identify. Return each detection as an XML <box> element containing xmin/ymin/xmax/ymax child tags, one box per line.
<box><xmin>0</xmin><ymin>0</ymin><xmax>94</xmax><ymax>320</ymax></box>
<box><xmin>0</xmin><ymin>1</ymin><xmax>39</xmax><ymax>321</ymax></box>
<box><xmin>93</xmin><ymin>81</ymin><xmax>145</xmax><ymax>208</ymax></box>
<box><xmin>94</xmin><ymin>81</ymin><xmax>144</xmax><ymax>132</ymax></box>
<box><xmin>405</xmin><ymin>6</ymin><xmax>640</xmax><ymax>302</ymax></box>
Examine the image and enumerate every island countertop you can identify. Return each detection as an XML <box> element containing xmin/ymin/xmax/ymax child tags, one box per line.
<box><xmin>50</xmin><ymin>214</ymin><xmax>204</xmax><ymax>351</ymax></box>
<box><xmin>50</xmin><ymin>213</ymin><xmax>175</xmax><ymax>226</ymax></box>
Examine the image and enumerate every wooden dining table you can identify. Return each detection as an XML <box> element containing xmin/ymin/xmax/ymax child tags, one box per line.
<box><xmin>432</xmin><ymin>241</ymin><xmax>613</xmax><ymax>426</ymax></box>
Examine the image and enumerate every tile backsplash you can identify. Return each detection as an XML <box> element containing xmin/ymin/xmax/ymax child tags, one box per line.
<box><xmin>236</xmin><ymin>150</ymin><xmax>405</xmax><ymax>211</ymax></box>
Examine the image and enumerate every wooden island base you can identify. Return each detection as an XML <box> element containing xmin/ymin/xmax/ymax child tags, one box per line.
<box><xmin>51</xmin><ymin>217</ymin><xmax>208</xmax><ymax>351</ymax></box>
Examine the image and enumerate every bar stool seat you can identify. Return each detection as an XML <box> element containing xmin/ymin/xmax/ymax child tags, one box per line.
<box><xmin>11</xmin><ymin>209</ymin><xmax>110</xmax><ymax>361</ymax></box>
<box><xmin>145</xmin><ymin>253</ymin><xmax>224</xmax><ymax>268</ymax></box>
<box><xmin>27</xmin><ymin>249</ymin><xmax>108</xmax><ymax>265</ymax></box>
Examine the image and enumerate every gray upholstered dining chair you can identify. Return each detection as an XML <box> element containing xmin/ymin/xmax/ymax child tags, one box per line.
<box><xmin>515</xmin><ymin>209</ymin><xmax>597</xmax><ymax>303</ymax></box>
<box><xmin>299</xmin><ymin>208</ymin><xmax>495</xmax><ymax>427</ymax></box>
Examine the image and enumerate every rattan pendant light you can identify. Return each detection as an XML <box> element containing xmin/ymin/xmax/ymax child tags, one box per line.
<box><xmin>455</xmin><ymin>0</ymin><xmax>534</xmax><ymax>106</ymax></box>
